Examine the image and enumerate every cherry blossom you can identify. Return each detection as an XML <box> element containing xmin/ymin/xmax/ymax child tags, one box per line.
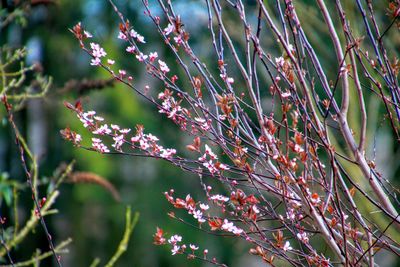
<box><xmin>210</xmin><ymin>194</ymin><xmax>229</xmax><ymax>202</ymax></box>
<box><xmin>118</xmin><ymin>31</ymin><xmax>127</xmax><ymax>40</ymax></box>
<box><xmin>149</xmin><ymin>52</ymin><xmax>158</xmax><ymax>62</ymax></box>
<box><xmin>168</xmin><ymin>234</ymin><xmax>182</xmax><ymax>244</ymax></box>
<box><xmin>283</xmin><ymin>241</ymin><xmax>292</xmax><ymax>251</ymax></box>
<box><xmin>136</xmin><ymin>52</ymin><xmax>148</xmax><ymax>62</ymax></box>
<box><xmin>164</xmin><ymin>23</ymin><xmax>175</xmax><ymax>35</ymax></box>
<box><xmin>189</xmin><ymin>244</ymin><xmax>199</xmax><ymax>250</ymax></box>
<box><xmin>126</xmin><ymin>46</ymin><xmax>135</xmax><ymax>53</ymax></box>
<box><xmin>275</xmin><ymin>56</ymin><xmax>285</xmax><ymax>67</ymax></box>
<box><xmin>158</xmin><ymin>60</ymin><xmax>170</xmax><ymax>73</ymax></box>
<box><xmin>92</xmin><ymin>124</ymin><xmax>112</xmax><ymax>135</ymax></box>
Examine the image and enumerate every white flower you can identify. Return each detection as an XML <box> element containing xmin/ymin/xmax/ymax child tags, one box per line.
<box><xmin>226</xmin><ymin>77</ymin><xmax>234</xmax><ymax>84</ymax></box>
<box><xmin>90</xmin><ymin>57</ymin><xmax>101</xmax><ymax>66</ymax></box>
<box><xmin>171</xmin><ymin>245</ymin><xmax>180</xmax><ymax>255</ymax></box>
<box><xmin>189</xmin><ymin>244</ymin><xmax>199</xmax><ymax>250</ymax></box>
<box><xmin>205</xmin><ymin>144</ymin><xmax>217</xmax><ymax>159</ymax></box>
<box><xmin>158</xmin><ymin>60</ymin><xmax>170</xmax><ymax>73</ymax></box>
<box><xmin>168</xmin><ymin>235</ymin><xmax>182</xmax><ymax>244</ymax></box>
<box><xmin>118</xmin><ymin>31</ymin><xmax>127</xmax><ymax>40</ymax></box>
<box><xmin>136</xmin><ymin>34</ymin><xmax>145</xmax><ymax>43</ymax></box>
<box><xmin>92</xmin><ymin>124</ymin><xmax>112</xmax><ymax>135</ymax></box>
<box><xmin>164</xmin><ymin>23</ymin><xmax>175</xmax><ymax>35</ymax></box>
<box><xmin>126</xmin><ymin>46</ymin><xmax>135</xmax><ymax>53</ymax></box>
<box><xmin>119</xmin><ymin>128</ymin><xmax>131</xmax><ymax>134</ymax></box>
<box><xmin>281</xmin><ymin>91</ymin><xmax>291</xmax><ymax>98</ymax></box>
<box><xmin>296</xmin><ymin>232</ymin><xmax>309</xmax><ymax>243</ymax></box>
<box><xmin>136</xmin><ymin>52</ymin><xmax>148</xmax><ymax>62</ymax></box>
<box><xmin>283</xmin><ymin>241</ymin><xmax>292</xmax><ymax>251</ymax></box>
<box><xmin>90</xmin><ymin>43</ymin><xmax>107</xmax><ymax>58</ymax></box>
<box><xmin>210</xmin><ymin>194</ymin><xmax>229</xmax><ymax>202</ymax></box>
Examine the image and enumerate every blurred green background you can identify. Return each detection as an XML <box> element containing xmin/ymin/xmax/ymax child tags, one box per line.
<box><xmin>0</xmin><ymin>0</ymin><xmax>399</xmax><ymax>266</ymax></box>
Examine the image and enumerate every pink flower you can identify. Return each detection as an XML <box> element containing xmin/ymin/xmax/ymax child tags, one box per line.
<box><xmin>93</xmin><ymin>116</ymin><xmax>103</xmax><ymax>122</ymax></box>
<box><xmin>92</xmin><ymin>124</ymin><xmax>112</xmax><ymax>135</ymax></box>
<box><xmin>146</xmin><ymin>134</ymin><xmax>159</xmax><ymax>142</ymax></box>
<box><xmin>158</xmin><ymin>60</ymin><xmax>170</xmax><ymax>73</ymax></box>
<box><xmin>83</xmin><ymin>30</ymin><xmax>92</xmax><ymax>38</ymax></box>
<box><xmin>171</xmin><ymin>245</ymin><xmax>180</xmax><ymax>255</ymax></box>
<box><xmin>119</xmin><ymin>128</ymin><xmax>131</xmax><ymax>134</ymax></box>
<box><xmin>92</xmin><ymin>138</ymin><xmax>110</xmax><ymax>153</ymax></box>
<box><xmin>226</xmin><ymin>77</ymin><xmax>234</xmax><ymax>84</ymax></box>
<box><xmin>119</xmin><ymin>70</ymin><xmax>126</xmax><ymax>77</ymax></box>
<box><xmin>140</xmin><ymin>139</ymin><xmax>149</xmax><ymax>150</ymax></box>
<box><xmin>189</xmin><ymin>244</ymin><xmax>199</xmax><ymax>250</ymax></box>
<box><xmin>111</xmin><ymin>124</ymin><xmax>120</xmax><ymax>131</ymax></box>
<box><xmin>118</xmin><ymin>31</ymin><xmax>127</xmax><ymax>40</ymax></box>
<box><xmin>126</xmin><ymin>46</ymin><xmax>135</xmax><ymax>53</ymax></box>
<box><xmin>164</xmin><ymin>23</ymin><xmax>175</xmax><ymax>35</ymax></box>
<box><xmin>149</xmin><ymin>52</ymin><xmax>158</xmax><ymax>62</ymax></box>
<box><xmin>168</xmin><ymin>235</ymin><xmax>182</xmax><ymax>244</ymax></box>
<box><xmin>90</xmin><ymin>57</ymin><xmax>101</xmax><ymax>66</ymax></box>
<box><xmin>296</xmin><ymin>232</ymin><xmax>309</xmax><ymax>243</ymax></box>
<box><xmin>159</xmin><ymin>148</ymin><xmax>177</xmax><ymax>159</ymax></box>
<box><xmin>210</xmin><ymin>194</ymin><xmax>229</xmax><ymax>202</ymax></box>
<box><xmin>136</xmin><ymin>34</ymin><xmax>145</xmax><ymax>43</ymax></box>
<box><xmin>281</xmin><ymin>91</ymin><xmax>291</xmax><ymax>98</ymax></box>
<box><xmin>205</xmin><ymin>144</ymin><xmax>217</xmax><ymax>159</ymax></box>
<box><xmin>193</xmin><ymin>210</ymin><xmax>205</xmax><ymax>223</ymax></box>
<box><xmin>74</xmin><ymin>134</ymin><xmax>82</xmax><ymax>144</ymax></box>
<box><xmin>130</xmin><ymin>29</ymin><xmax>138</xmax><ymax>38</ymax></box>
<box><xmin>112</xmin><ymin>134</ymin><xmax>125</xmax><ymax>150</ymax></box>
<box><xmin>136</xmin><ymin>52</ymin><xmax>148</xmax><ymax>62</ymax></box>
<box><xmin>174</xmin><ymin>35</ymin><xmax>183</xmax><ymax>45</ymax></box>
<box><xmin>90</xmin><ymin>43</ymin><xmax>107</xmax><ymax>58</ymax></box>
<box><xmin>199</xmin><ymin>203</ymin><xmax>209</xmax><ymax>210</ymax></box>
<box><xmin>107</xmin><ymin>59</ymin><xmax>115</xmax><ymax>65</ymax></box>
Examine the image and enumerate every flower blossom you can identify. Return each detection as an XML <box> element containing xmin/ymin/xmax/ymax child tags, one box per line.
<box><xmin>90</xmin><ymin>43</ymin><xmax>107</xmax><ymax>58</ymax></box>
<box><xmin>92</xmin><ymin>124</ymin><xmax>112</xmax><ymax>135</ymax></box>
<box><xmin>296</xmin><ymin>232</ymin><xmax>309</xmax><ymax>243</ymax></box>
<box><xmin>112</xmin><ymin>134</ymin><xmax>125</xmax><ymax>151</ymax></box>
<box><xmin>92</xmin><ymin>138</ymin><xmax>110</xmax><ymax>153</ymax></box>
<box><xmin>149</xmin><ymin>52</ymin><xmax>158</xmax><ymax>62</ymax></box>
<box><xmin>164</xmin><ymin>23</ymin><xmax>175</xmax><ymax>35</ymax></box>
<box><xmin>189</xmin><ymin>244</ymin><xmax>199</xmax><ymax>250</ymax></box>
<box><xmin>168</xmin><ymin>235</ymin><xmax>182</xmax><ymax>245</ymax></box>
<box><xmin>210</xmin><ymin>194</ymin><xmax>229</xmax><ymax>202</ymax></box>
<box><xmin>221</xmin><ymin>219</ymin><xmax>243</xmax><ymax>235</ymax></box>
<box><xmin>136</xmin><ymin>52</ymin><xmax>148</xmax><ymax>62</ymax></box>
<box><xmin>126</xmin><ymin>46</ymin><xmax>135</xmax><ymax>53</ymax></box>
<box><xmin>118</xmin><ymin>31</ymin><xmax>127</xmax><ymax>40</ymax></box>
<box><xmin>158</xmin><ymin>60</ymin><xmax>170</xmax><ymax>73</ymax></box>
<box><xmin>283</xmin><ymin>241</ymin><xmax>293</xmax><ymax>251</ymax></box>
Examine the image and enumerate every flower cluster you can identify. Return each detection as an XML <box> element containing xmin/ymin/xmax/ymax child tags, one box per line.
<box><xmin>64</xmin><ymin>103</ymin><xmax>177</xmax><ymax>159</ymax></box>
<box><xmin>158</xmin><ymin>89</ymin><xmax>188</xmax><ymax>128</ymax></box>
<box><xmin>90</xmin><ymin>43</ymin><xmax>107</xmax><ymax>66</ymax></box>
<box><xmin>164</xmin><ymin>190</ymin><xmax>207</xmax><ymax>224</ymax></box>
<box><xmin>198</xmin><ymin>145</ymin><xmax>229</xmax><ymax>175</ymax></box>
<box><xmin>153</xmin><ymin>228</ymin><xmax>213</xmax><ymax>262</ymax></box>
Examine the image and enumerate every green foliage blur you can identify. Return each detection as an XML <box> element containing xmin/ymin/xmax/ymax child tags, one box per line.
<box><xmin>0</xmin><ymin>0</ymin><xmax>399</xmax><ymax>266</ymax></box>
